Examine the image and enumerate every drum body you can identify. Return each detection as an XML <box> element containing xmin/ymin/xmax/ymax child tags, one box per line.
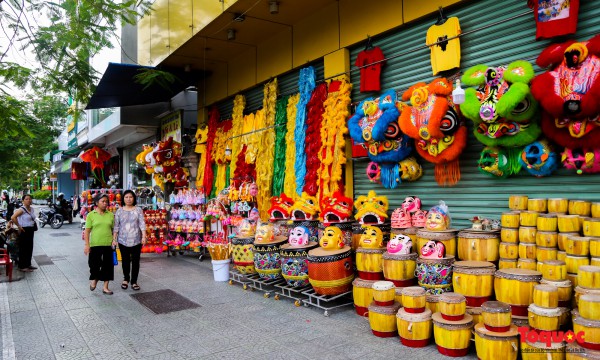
<box><xmin>416</xmin><ymin>229</ymin><xmax>457</xmax><ymax>257</ymax></box>
<box><xmin>481</xmin><ymin>301</ymin><xmax>512</xmax><ymax>332</ymax></box>
<box><xmin>439</xmin><ymin>293</ymin><xmax>466</xmax><ymax>321</ymax></box>
<box><xmin>402</xmin><ymin>286</ymin><xmax>426</xmax><ymax>312</ymax></box>
<box><xmin>356</xmin><ymin>247</ymin><xmax>385</xmax><ymax>280</ymax></box>
<box><xmin>501</xmin><ymin>212</ymin><xmax>520</xmax><ymax>228</ymax></box>
<box><xmin>528</xmin><ymin>304</ymin><xmax>561</xmax><ymax>331</ymax></box>
<box><xmin>509</xmin><ymin>195</ymin><xmax>528</xmax><ymax>210</ymax></box>
<box><xmin>569</xmin><ymin>200</ymin><xmax>592</xmax><ymax>217</ymax></box>
<box><xmin>396</xmin><ymin>308</ymin><xmax>432</xmax><ymax>348</ymax></box>
<box><xmin>452</xmin><ymin>261</ymin><xmax>495</xmax><ymax>307</ymax></box>
<box><xmin>538</xmin><ymin>214</ymin><xmax>558</xmax><ymax>232</ymax></box>
<box><xmin>499</xmin><ymin>242</ymin><xmax>519</xmax><ymax>259</ymax></box>
<box><xmin>537</xmin><ymin>246</ymin><xmax>558</xmax><ymax>262</ymax></box>
<box><xmin>494</xmin><ymin>268</ymin><xmax>542</xmax><ymax>316</ymax></box>
<box><xmin>536</xmin><ymin>231</ymin><xmax>558</xmax><ymax>248</ymax></box>
<box><xmin>372</xmin><ymin>281</ymin><xmax>396</xmax><ymax>305</ymax></box>
<box><xmin>307</xmin><ymin>247</ymin><xmax>354</xmax><ymax>296</ymax></box>
<box><xmin>499</xmin><ymin>258</ymin><xmax>517</xmax><ymax>269</ymax></box>
<box><xmin>541</xmin><ymin>260</ymin><xmax>567</xmax><ymax>281</ymax></box>
<box><xmin>566</xmin><ymin>255</ymin><xmax>590</xmax><ymax>274</ymax></box>
<box><xmin>579</xmin><ymin>294</ymin><xmax>600</xmax><ymax>321</ymax></box>
<box><xmin>368</xmin><ymin>302</ymin><xmax>402</xmax><ymax>337</ymax></box>
<box><xmin>548</xmin><ymin>198</ymin><xmax>569</xmax><ymax>214</ymax></box>
<box><xmin>533</xmin><ymin>284</ymin><xmax>559</xmax><ymax>308</ymax></box>
<box><xmin>518</xmin><ymin>259</ymin><xmax>538</xmax><ymax>271</ymax></box>
<box><xmin>280</xmin><ymin>242</ymin><xmax>319</xmax><ymax>287</ymax></box>
<box><xmin>540</xmin><ymin>279</ymin><xmax>572</xmax><ymax>308</ymax></box>
<box><xmin>566</xmin><ymin>236</ymin><xmax>591</xmax><ymax>257</ymax></box>
<box><xmin>519</xmin><ymin>243</ymin><xmax>537</xmax><ymax>260</ymax></box>
<box><xmin>474</xmin><ymin>324</ymin><xmax>519</xmax><ymax>360</ymax></box>
<box><xmin>584</xmin><ymin>219</ymin><xmax>600</xmax><ymax>237</ymax></box>
<box><xmin>382</xmin><ymin>252</ymin><xmax>417</xmax><ymax>287</ymax></box>
<box><xmin>557</xmin><ymin>215</ymin><xmax>581</xmax><ymax>233</ymax></box>
<box><xmin>528</xmin><ymin>198</ymin><xmax>547</xmax><ymax>212</ymax></box>
<box><xmin>574</xmin><ymin>286</ymin><xmax>600</xmax><ymax>308</ymax></box>
<box><xmin>416</xmin><ymin>256</ymin><xmax>455</xmax><ymax>295</ymax></box>
<box><xmin>457</xmin><ymin>231</ymin><xmax>499</xmax><ymax>262</ymax></box>
<box><xmin>501</xmin><ymin>228</ymin><xmax>519</xmax><ymax>243</ymax></box>
<box><xmin>591</xmin><ymin>238</ymin><xmax>600</xmax><ymax>257</ymax></box>
<box><xmin>253</xmin><ymin>238</ymin><xmax>288</xmax><ymax>279</ymax></box>
<box><xmin>432</xmin><ymin>313</ymin><xmax>473</xmax><ymax>357</ymax></box>
<box><xmin>572</xmin><ymin>310</ymin><xmax>600</xmax><ymax>351</ymax></box>
<box><xmin>426</xmin><ymin>294</ymin><xmax>440</xmax><ymax>314</ymax></box>
<box><xmin>519</xmin><ymin>227</ymin><xmax>538</xmax><ymax>244</ymax></box>
<box><xmin>352</xmin><ymin>278</ymin><xmax>375</xmax><ymax>316</ymax></box>
<box><xmin>467</xmin><ymin>306</ymin><xmax>483</xmax><ymax>326</ymax></box>
<box><xmin>521</xmin><ymin>211</ymin><xmax>539</xmax><ymax>227</ymax></box>
<box><xmin>231</xmin><ymin>237</ymin><xmax>256</xmax><ymax>274</ymax></box>
<box><xmin>578</xmin><ymin>266</ymin><xmax>600</xmax><ymax>289</ymax></box>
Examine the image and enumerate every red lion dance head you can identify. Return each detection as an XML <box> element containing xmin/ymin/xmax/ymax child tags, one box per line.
<box><xmin>268</xmin><ymin>194</ymin><xmax>295</xmax><ymax>221</ymax></box>
<box><xmin>531</xmin><ymin>35</ymin><xmax>600</xmax><ymax>149</ymax></box>
<box><xmin>320</xmin><ymin>191</ymin><xmax>353</xmax><ymax>226</ymax></box>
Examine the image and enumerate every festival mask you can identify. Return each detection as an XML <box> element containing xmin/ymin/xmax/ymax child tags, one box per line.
<box><xmin>425</xmin><ymin>201</ymin><xmax>450</xmax><ymax>231</ymax></box>
<box><xmin>520</xmin><ymin>139</ymin><xmax>560</xmax><ymax>177</ymax></box>
<box><xmin>561</xmin><ymin>147</ymin><xmax>600</xmax><ymax>174</ymax></box>
<box><xmin>461</xmin><ymin>61</ymin><xmax>540</xmax><ymax>147</ymax></box>
<box><xmin>354</xmin><ymin>190</ymin><xmax>389</xmax><ymax>225</ymax></box>
<box><xmin>359</xmin><ymin>226</ymin><xmax>384</xmax><ymax>249</ymax></box>
<box><xmin>531</xmin><ymin>36</ymin><xmax>600</xmax><ymax>149</ymax></box>
<box><xmin>387</xmin><ymin>234</ymin><xmax>412</xmax><ymax>255</ymax></box>
<box><xmin>412</xmin><ymin>209</ymin><xmax>428</xmax><ymax>228</ymax></box>
<box><xmin>366</xmin><ymin>162</ymin><xmax>381</xmax><ymax>183</ymax></box>
<box><xmin>399</xmin><ymin>78</ymin><xmax>467</xmax><ymax>186</ymax></box>
<box><xmin>402</xmin><ymin>196</ymin><xmax>422</xmax><ymax>214</ymax></box>
<box><xmin>255</xmin><ymin>223</ymin><xmax>274</xmax><ymax>243</ymax></box>
<box><xmin>399</xmin><ymin>157</ymin><xmax>423</xmax><ymax>182</ymax></box>
<box><xmin>268</xmin><ymin>193</ymin><xmax>295</xmax><ymax>221</ymax></box>
<box><xmin>236</xmin><ymin>219</ymin><xmax>256</xmax><ymax>238</ymax></box>
<box><xmin>248</xmin><ymin>207</ymin><xmax>260</xmax><ymax>222</ymax></box>
<box><xmin>391</xmin><ymin>208</ymin><xmax>412</xmax><ymax>229</ymax></box>
<box><xmin>420</xmin><ymin>240</ymin><xmax>446</xmax><ymax>259</ymax></box>
<box><xmin>478</xmin><ymin>147</ymin><xmax>522</xmax><ymax>178</ymax></box>
<box><xmin>248</xmin><ymin>183</ymin><xmax>259</xmax><ymax>197</ymax></box>
<box><xmin>319</xmin><ymin>227</ymin><xmax>345</xmax><ymax>250</ymax></box>
<box><xmin>290</xmin><ymin>192</ymin><xmax>320</xmax><ymax>221</ymax></box>
<box><xmin>321</xmin><ymin>191</ymin><xmax>353</xmax><ymax>225</ymax></box>
<box><xmin>288</xmin><ymin>226</ymin><xmax>310</xmax><ymax>247</ymax></box>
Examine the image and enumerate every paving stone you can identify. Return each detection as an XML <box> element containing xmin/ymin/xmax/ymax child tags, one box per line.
<box><xmin>54</xmin><ymin>347</ymin><xmax>96</xmax><ymax>360</ymax></box>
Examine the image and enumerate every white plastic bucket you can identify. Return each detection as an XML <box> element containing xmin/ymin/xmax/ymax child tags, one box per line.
<box><xmin>212</xmin><ymin>259</ymin><xmax>231</xmax><ymax>282</ymax></box>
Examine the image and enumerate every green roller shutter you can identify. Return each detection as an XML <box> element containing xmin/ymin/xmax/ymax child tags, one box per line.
<box><xmin>350</xmin><ymin>0</ymin><xmax>600</xmax><ymax>228</ymax></box>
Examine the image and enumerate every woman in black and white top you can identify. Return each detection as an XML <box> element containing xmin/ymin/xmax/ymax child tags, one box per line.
<box><xmin>10</xmin><ymin>194</ymin><xmax>37</xmax><ymax>272</ymax></box>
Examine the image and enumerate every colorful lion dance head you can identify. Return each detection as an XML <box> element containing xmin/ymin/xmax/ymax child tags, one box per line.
<box><xmin>354</xmin><ymin>190</ymin><xmax>389</xmax><ymax>225</ymax></box>
<box><xmin>320</xmin><ymin>191</ymin><xmax>353</xmax><ymax>225</ymax></box>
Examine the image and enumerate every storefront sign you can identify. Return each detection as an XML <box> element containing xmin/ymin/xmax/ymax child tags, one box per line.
<box><xmin>160</xmin><ymin>110</ymin><xmax>182</xmax><ymax>142</ymax></box>
<box><xmin>49</xmin><ymin>173</ymin><xmax>58</xmax><ymax>182</ymax></box>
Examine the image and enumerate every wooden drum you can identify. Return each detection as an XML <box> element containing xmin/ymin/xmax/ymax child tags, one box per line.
<box><xmin>558</xmin><ymin>250</ymin><xmax>567</xmax><ymax>262</ymax></box>
<box><xmin>591</xmin><ymin>238</ymin><xmax>600</xmax><ymax>257</ymax></box>
<box><xmin>529</xmin><ymin>304</ymin><xmax>561</xmax><ymax>331</ymax></box>
<box><xmin>307</xmin><ymin>246</ymin><xmax>354</xmax><ymax>296</ymax></box>
<box><xmin>439</xmin><ymin>292</ymin><xmax>466</xmax><ymax>321</ymax></box>
<box><xmin>382</xmin><ymin>252</ymin><xmax>417</xmax><ymax>287</ymax></box>
<box><xmin>580</xmin><ymin>294</ymin><xmax>600</xmax><ymax>321</ymax></box>
<box><xmin>432</xmin><ymin>312</ymin><xmax>473</xmax><ymax>357</ymax></box>
<box><xmin>584</xmin><ymin>219</ymin><xmax>600</xmax><ymax>237</ymax></box>
<box><xmin>566</xmin><ymin>255</ymin><xmax>590</xmax><ymax>274</ymax></box>
<box><xmin>356</xmin><ymin>247</ymin><xmax>386</xmax><ymax>280</ymax></box>
<box><xmin>402</xmin><ymin>286</ymin><xmax>426</xmax><ymax>313</ymax></box>
<box><xmin>548</xmin><ymin>198</ymin><xmax>569</xmax><ymax>214</ymax></box>
<box><xmin>452</xmin><ymin>260</ymin><xmax>495</xmax><ymax>307</ymax></box>
<box><xmin>521</xmin><ymin>211</ymin><xmax>540</xmax><ymax>227</ymax></box>
<box><xmin>520</xmin><ymin>227</ymin><xmax>538</xmax><ymax>244</ymax></box>
<box><xmin>231</xmin><ymin>237</ymin><xmax>256</xmax><ymax>274</ymax></box>
<box><xmin>416</xmin><ymin>229</ymin><xmax>457</xmax><ymax>257</ymax></box>
<box><xmin>501</xmin><ymin>212</ymin><xmax>521</xmax><ymax>228</ymax></box>
<box><xmin>540</xmin><ymin>279</ymin><xmax>572</xmax><ymax>308</ymax></box>
<box><xmin>467</xmin><ymin>306</ymin><xmax>483</xmax><ymax>325</ymax></box>
<box><xmin>457</xmin><ymin>230</ymin><xmax>499</xmax><ymax>262</ymax></box>
<box><xmin>501</xmin><ymin>227</ymin><xmax>519</xmax><ymax>243</ymax></box>
<box><xmin>280</xmin><ymin>242</ymin><xmax>319</xmax><ymax>287</ymax></box>
<box><xmin>537</xmin><ymin>246</ymin><xmax>558</xmax><ymax>262</ymax></box>
<box><xmin>499</xmin><ymin>242</ymin><xmax>519</xmax><ymax>259</ymax></box>
<box><xmin>352</xmin><ymin>278</ymin><xmax>376</xmax><ymax>316</ymax></box>
<box><xmin>494</xmin><ymin>268</ymin><xmax>542</xmax><ymax>316</ymax></box>
<box><xmin>372</xmin><ymin>281</ymin><xmax>396</xmax><ymax>306</ymax></box>
<box><xmin>559</xmin><ymin>233</ymin><xmax>580</xmax><ymax>252</ymax></box>
<box><xmin>397</xmin><ymin>308</ymin><xmax>432</xmax><ymax>348</ymax></box>
<box><xmin>481</xmin><ymin>301</ymin><xmax>512</xmax><ymax>332</ymax></box>
<box><xmin>416</xmin><ymin>256</ymin><xmax>455</xmax><ymax>295</ymax></box>
<box><xmin>426</xmin><ymin>294</ymin><xmax>441</xmax><ymax>314</ymax></box>
<box><xmin>253</xmin><ymin>237</ymin><xmax>288</xmax><ymax>279</ymax></box>
<box><xmin>558</xmin><ymin>215</ymin><xmax>581</xmax><ymax>233</ymax></box>
<box><xmin>368</xmin><ymin>301</ymin><xmax>402</xmax><ymax>337</ymax></box>
<box><xmin>518</xmin><ymin>259</ymin><xmax>538</xmax><ymax>271</ymax></box>
<box><xmin>572</xmin><ymin>309</ymin><xmax>600</xmax><ymax>351</ymax></box>
<box><xmin>537</xmin><ymin>231</ymin><xmax>558</xmax><ymax>248</ymax></box>
<box><xmin>509</xmin><ymin>195</ymin><xmax>528</xmax><ymax>211</ymax></box>
<box><xmin>528</xmin><ymin>198</ymin><xmax>547</xmax><ymax>212</ymax></box>
<box><xmin>593</xmin><ymin>202</ymin><xmax>600</xmax><ymax>218</ymax></box>
<box><xmin>519</xmin><ymin>243</ymin><xmax>537</xmax><ymax>260</ymax></box>
<box><xmin>592</xmin><ymin>257</ymin><xmax>600</xmax><ymax>267</ymax></box>
<box><xmin>542</xmin><ymin>260</ymin><xmax>567</xmax><ymax>281</ymax></box>
<box><xmin>499</xmin><ymin>258</ymin><xmax>518</xmax><ymax>269</ymax></box>
<box><xmin>538</xmin><ymin>214</ymin><xmax>558</xmax><ymax>232</ymax></box>
<box><xmin>474</xmin><ymin>323</ymin><xmax>519</xmax><ymax>360</ymax></box>
<box><xmin>533</xmin><ymin>284</ymin><xmax>559</xmax><ymax>308</ymax></box>
<box><xmin>578</xmin><ymin>266</ymin><xmax>600</xmax><ymax>289</ymax></box>
<box><xmin>566</xmin><ymin>236</ymin><xmax>591</xmax><ymax>257</ymax></box>
<box><xmin>570</xmin><ymin>200</ymin><xmax>592</xmax><ymax>217</ymax></box>
<box><xmin>574</xmin><ymin>287</ymin><xmax>600</xmax><ymax>309</ymax></box>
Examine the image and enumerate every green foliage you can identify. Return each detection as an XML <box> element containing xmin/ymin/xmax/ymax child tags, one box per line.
<box><xmin>32</xmin><ymin>190</ymin><xmax>52</xmax><ymax>200</ymax></box>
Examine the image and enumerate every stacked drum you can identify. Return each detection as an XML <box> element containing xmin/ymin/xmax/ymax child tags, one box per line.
<box><xmin>396</xmin><ymin>286</ymin><xmax>433</xmax><ymax>347</ymax></box>
<box><xmin>432</xmin><ymin>293</ymin><xmax>474</xmax><ymax>357</ymax></box>
<box><xmin>253</xmin><ymin>236</ymin><xmax>288</xmax><ymax>279</ymax></box>
<box><xmin>528</xmin><ymin>284</ymin><xmax>564</xmax><ymax>333</ymax></box>
<box><xmin>352</xmin><ymin>226</ymin><xmax>386</xmax><ymax>315</ymax></box>
<box><xmin>368</xmin><ymin>281</ymin><xmax>402</xmax><ymax>337</ymax></box>
<box><xmin>572</xmin><ymin>265</ymin><xmax>600</xmax><ymax>353</ymax></box>
<box><xmin>474</xmin><ymin>301</ymin><xmax>520</xmax><ymax>360</ymax></box>
<box><xmin>452</xmin><ymin>260</ymin><xmax>496</xmax><ymax>328</ymax></box>
<box><xmin>494</xmin><ymin>268</ymin><xmax>542</xmax><ymax>324</ymax></box>
<box><xmin>574</xmin><ymin>266</ymin><xmax>600</xmax><ymax>308</ymax></box>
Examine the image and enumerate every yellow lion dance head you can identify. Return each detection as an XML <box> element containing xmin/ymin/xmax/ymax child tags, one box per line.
<box><xmin>354</xmin><ymin>190</ymin><xmax>389</xmax><ymax>225</ymax></box>
<box><xmin>290</xmin><ymin>192</ymin><xmax>320</xmax><ymax>221</ymax></box>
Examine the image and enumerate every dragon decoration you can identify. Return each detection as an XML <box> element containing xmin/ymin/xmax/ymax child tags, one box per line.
<box><xmin>354</xmin><ymin>190</ymin><xmax>389</xmax><ymax>225</ymax></box>
<box><xmin>320</xmin><ymin>191</ymin><xmax>354</xmax><ymax>226</ymax></box>
<box><xmin>134</xmin><ymin>137</ymin><xmax>189</xmax><ymax>189</ymax></box>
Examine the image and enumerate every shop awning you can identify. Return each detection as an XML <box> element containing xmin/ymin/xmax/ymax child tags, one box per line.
<box><xmin>86</xmin><ymin>63</ymin><xmax>202</xmax><ymax>110</ymax></box>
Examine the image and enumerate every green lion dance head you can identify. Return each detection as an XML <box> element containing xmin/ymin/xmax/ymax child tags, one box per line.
<box><xmin>478</xmin><ymin>147</ymin><xmax>522</xmax><ymax>178</ymax></box>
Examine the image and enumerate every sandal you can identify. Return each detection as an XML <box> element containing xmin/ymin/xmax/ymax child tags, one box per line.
<box><xmin>121</xmin><ymin>281</ymin><xmax>128</xmax><ymax>290</ymax></box>
<box><xmin>102</xmin><ymin>289</ymin><xmax>113</xmax><ymax>295</ymax></box>
<box><xmin>90</xmin><ymin>280</ymin><xmax>97</xmax><ymax>291</ymax></box>
<box><xmin>131</xmin><ymin>284</ymin><xmax>140</xmax><ymax>291</ymax></box>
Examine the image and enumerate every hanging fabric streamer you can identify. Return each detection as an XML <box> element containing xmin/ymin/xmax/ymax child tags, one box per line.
<box><xmin>283</xmin><ymin>94</ymin><xmax>300</xmax><ymax>196</ymax></box>
<box><xmin>294</xmin><ymin>66</ymin><xmax>316</xmax><ymax>196</ymax></box>
<box><xmin>272</xmin><ymin>96</ymin><xmax>289</xmax><ymax>196</ymax></box>
<box><xmin>303</xmin><ymin>82</ymin><xmax>327</xmax><ymax>197</ymax></box>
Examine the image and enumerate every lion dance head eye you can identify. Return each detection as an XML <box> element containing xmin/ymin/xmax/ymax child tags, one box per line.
<box><xmin>440</xmin><ymin>108</ymin><xmax>459</xmax><ymax>135</ymax></box>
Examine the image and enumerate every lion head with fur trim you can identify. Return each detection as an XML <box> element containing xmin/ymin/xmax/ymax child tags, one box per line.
<box><xmin>354</xmin><ymin>190</ymin><xmax>389</xmax><ymax>225</ymax></box>
<box><xmin>268</xmin><ymin>193</ymin><xmax>295</xmax><ymax>221</ymax></box>
<box><xmin>321</xmin><ymin>191</ymin><xmax>353</xmax><ymax>225</ymax></box>
<box><xmin>289</xmin><ymin>192</ymin><xmax>319</xmax><ymax>221</ymax></box>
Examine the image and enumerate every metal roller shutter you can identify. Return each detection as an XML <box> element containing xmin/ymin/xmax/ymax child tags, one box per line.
<box><xmin>350</xmin><ymin>0</ymin><xmax>600</xmax><ymax>228</ymax></box>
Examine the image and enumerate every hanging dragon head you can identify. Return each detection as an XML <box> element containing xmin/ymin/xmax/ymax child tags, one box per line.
<box><xmin>354</xmin><ymin>190</ymin><xmax>389</xmax><ymax>225</ymax></box>
<box><xmin>268</xmin><ymin>193</ymin><xmax>295</xmax><ymax>221</ymax></box>
<box><xmin>289</xmin><ymin>192</ymin><xmax>320</xmax><ymax>221</ymax></box>
<box><xmin>520</xmin><ymin>139</ymin><xmax>560</xmax><ymax>177</ymax></box>
<box><xmin>478</xmin><ymin>147</ymin><xmax>522</xmax><ymax>178</ymax></box>
<box><xmin>461</xmin><ymin>60</ymin><xmax>540</xmax><ymax>147</ymax></box>
<box><xmin>561</xmin><ymin>147</ymin><xmax>600</xmax><ymax>175</ymax></box>
<box><xmin>321</xmin><ymin>191</ymin><xmax>353</xmax><ymax>225</ymax></box>
<box><xmin>531</xmin><ymin>35</ymin><xmax>600</xmax><ymax>149</ymax></box>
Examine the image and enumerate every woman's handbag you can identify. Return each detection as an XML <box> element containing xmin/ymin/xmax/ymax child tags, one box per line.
<box><xmin>112</xmin><ymin>247</ymin><xmax>118</xmax><ymax>266</ymax></box>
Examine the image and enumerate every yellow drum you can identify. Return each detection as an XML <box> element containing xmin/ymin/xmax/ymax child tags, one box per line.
<box><xmin>452</xmin><ymin>260</ymin><xmax>495</xmax><ymax>307</ymax></box>
<box><xmin>584</xmin><ymin>219</ymin><xmax>600</xmax><ymax>237</ymax></box>
<box><xmin>402</xmin><ymin>286</ymin><xmax>426</xmax><ymax>312</ymax></box>
<box><xmin>356</xmin><ymin>247</ymin><xmax>385</xmax><ymax>280</ymax></box>
<box><xmin>368</xmin><ymin>301</ymin><xmax>402</xmax><ymax>338</ymax></box>
<box><xmin>593</xmin><ymin>202</ymin><xmax>600</xmax><ymax>218</ymax></box>
<box><xmin>569</xmin><ymin>273</ymin><xmax>579</xmax><ymax>288</ymax></box>
<box><xmin>522</xmin><ymin>339</ymin><xmax>566</xmax><ymax>360</ymax></box>
<box><xmin>542</xmin><ymin>260</ymin><xmax>567</xmax><ymax>281</ymax></box>
<box><xmin>540</xmin><ymin>279</ymin><xmax>572</xmax><ymax>308</ymax></box>
<box><xmin>549</xmin><ymin>198</ymin><xmax>569</xmax><ymax>214</ymax></box>
<box><xmin>426</xmin><ymin>294</ymin><xmax>440</xmax><ymax>314</ymax></box>
<box><xmin>580</xmin><ymin>294</ymin><xmax>600</xmax><ymax>321</ymax></box>
<box><xmin>537</xmin><ymin>260</ymin><xmax>546</xmax><ymax>273</ymax></box>
<box><xmin>591</xmin><ymin>238</ymin><xmax>600</xmax><ymax>257</ymax></box>
<box><xmin>474</xmin><ymin>323</ymin><xmax>519</xmax><ymax>360</ymax></box>
<box><xmin>519</xmin><ymin>243</ymin><xmax>537</xmax><ymax>260</ymax></box>
<box><xmin>439</xmin><ymin>292</ymin><xmax>467</xmax><ymax>321</ymax></box>
<box><xmin>457</xmin><ymin>231</ymin><xmax>500</xmax><ymax>262</ymax></box>
<box><xmin>578</xmin><ymin>266</ymin><xmax>600</xmax><ymax>289</ymax></box>
<box><xmin>521</xmin><ymin>211</ymin><xmax>540</xmax><ymax>227</ymax></box>
<box><xmin>502</xmin><ymin>212</ymin><xmax>521</xmax><ymax>228</ymax></box>
<box><xmin>481</xmin><ymin>301</ymin><xmax>512</xmax><ymax>332</ymax></box>
<box><xmin>593</xmin><ymin>258</ymin><xmax>600</xmax><ymax>267</ymax></box>
<box><xmin>394</xmin><ymin>287</ymin><xmax>405</xmax><ymax>305</ymax></box>
<box><xmin>509</xmin><ymin>195</ymin><xmax>529</xmax><ymax>211</ymax></box>
<box><xmin>518</xmin><ymin>258</ymin><xmax>538</xmax><ymax>271</ymax></box>
<box><xmin>520</xmin><ymin>226</ymin><xmax>538</xmax><ymax>244</ymax></box>
<box><xmin>432</xmin><ymin>312</ymin><xmax>473</xmax><ymax>357</ymax></box>
<box><xmin>529</xmin><ymin>198</ymin><xmax>548</xmax><ymax>212</ymax></box>
<box><xmin>528</xmin><ymin>304</ymin><xmax>561</xmax><ymax>331</ymax></box>
<box><xmin>499</xmin><ymin>258</ymin><xmax>518</xmax><ymax>269</ymax></box>
<box><xmin>566</xmin><ymin>255</ymin><xmax>590</xmax><ymax>274</ymax></box>
<box><xmin>580</xmin><ymin>217</ymin><xmax>592</xmax><ymax>229</ymax></box>
<box><xmin>382</xmin><ymin>252</ymin><xmax>417</xmax><ymax>287</ymax></box>
<box><xmin>499</xmin><ymin>242</ymin><xmax>519</xmax><ymax>259</ymax></box>
<box><xmin>416</xmin><ymin>229</ymin><xmax>457</xmax><ymax>257</ymax></box>
<box><xmin>512</xmin><ymin>315</ymin><xmax>530</xmax><ymax>329</ymax></box>
<box><xmin>537</xmin><ymin>231</ymin><xmax>559</xmax><ymax>248</ymax></box>
<box><xmin>372</xmin><ymin>281</ymin><xmax>396</xmax><ymax>306</ymax></box>
<box><xmin>501</xmin><ymin>227</ymin><xmax>519</xmax><ymax>243</ymax></box>
<box><xmin>533</xmin><ymin>284</ymin><xmax>559</xmax><ymax>308</ymax></box>
<box><xmin>570</xmin><ymin>200</ymin><xmax>592</xmax><ymax>217</ymax></box>
<box><xmin>566</xmin><ymin>342</ymin><xmax>600</xmax><ymax>360</ymax></box>
<box><xmin>558</xmin><ymin>215</ymin><xmax>581</xmax><ymax>233</ymax></box>
<box><xmin>397</xmin><ymin>308</ymin><xmax>432</xmax><ymax>348</ymax></box>
<box><xmin>537</xmin><ymin>246</ymin><xmax>558</xmax><ymax>262</ymax></box>
<box><xmin>572</xmin><ymin>309</ymin><xmax>600</xmax><ymax>351</ymax></box>
<box><xmin>494</xmin><ymin>268</ymin><xmax>542</xmax><ymax>316</ymax></box>
<box><xmin>352</xmin><ymin>278</ymin><xmax>376</xmax><ymax>316</ymax></box>
<box><xmin>559</xmin><ymin>307</ymin><xmax>570</xmax><ymax>327</ymax></box>
<box><xmin>467</xmin><ymin>306</ymin><xmax>483</xmax><ymax>325</ymax></box>
<box><xmin>574</xmin><ymin>286</ymin><xmax>600</xmax><ymax>309</ymax></box>
<box><xmin>558</xmin><ymin>250</ymin><xmax>567</xmax><ymax>262</ymax></box>
<box><xmin>566</xmin><ymin>234</ymin><xmax>591</xmax><ymax>257</ymax></box>
<box><xmin>538</xmin><ymin>214</ymin><xmax>559</xmax><ymax>232</ymax></box>
<box><xmin>559</xmin><ymin>232</ymin><xmax>580</xmax><ymax>251</ymax></box>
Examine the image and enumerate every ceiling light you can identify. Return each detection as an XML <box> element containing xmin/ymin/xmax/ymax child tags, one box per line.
<box><xmin>227</xmin><ymin>28</ymin><xmax>236</xmax><ymax>41</ymax></box>
<box><xmin>269</xmin><ymin>1</ymin><xmax>279</xmax><ymax>14</ymax></box>
<box><xmin>233</xmin><ymin>13</ymin><xmax>245</xmax><ymax>22</ymax></box>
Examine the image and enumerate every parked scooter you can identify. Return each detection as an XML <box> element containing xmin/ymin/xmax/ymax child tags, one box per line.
<box><xmin>38</xmin><ymin>204</ymin><xmax>64</xmax><ymax>229</ymax></box>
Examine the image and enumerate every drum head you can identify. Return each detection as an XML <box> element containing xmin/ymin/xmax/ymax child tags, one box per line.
<box><xmin>281</xmin><ymin>241</ymin><xmax>318</xmax><ymax>251</ymax></box>
<box><xmin>475</xmin><ymin>323</ymin><xmax>519</xmax><ymax>338</ymax></box>
<box><xmin>308</xmin><ymin>246</ymin><xmax>351</xmax><ymax>257</ymax></box>
<box><xmin>454</xmin><ymin>260</ymin><xmax>495</xmax><ymax>269</ymax></box>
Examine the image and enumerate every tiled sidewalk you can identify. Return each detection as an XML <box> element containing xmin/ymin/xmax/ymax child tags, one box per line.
<box><xmin>1</xmin><ymin>223</ymin><xmax>473</xmax><ymax>359</ymax></box>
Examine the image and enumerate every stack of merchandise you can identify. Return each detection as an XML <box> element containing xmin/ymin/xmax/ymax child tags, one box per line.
<box><xmin>432</xmin><ymin>292</ymin><xmax>474</xmax><ymax>356</ymax></box>
<box><xmin>452</xmin><ymin>260</ymin><xmax>496</xmax><ymax>328</ymax></box>
<box><xmin>396</xmin><ymin>286</ymin><xmax>433</xmax><ymax>347</ymax></box>
<box><xmin>367</xmin><ymin>281</ymin><xmax>402</xmax><ymax>337</ymax></box>
<box><xmin>494</xmin><ymin>267</ymin><xmax>542</xmax><ymax>326</ymax></box>
<box><xmin>539</xmin><ymin>259</ymin><xmax>572</xmax><ymax>321</ymax></box>
<box><xmin>572</xmin><ymin>270</ymin><xmax>600</xmax><ymax>353</ymax></box>
<box><xmin>352</xmin><ymin>225</ymin><xmax>386</xmax><ymax>315</ymax></box>
<box><xmin>528</xmin><ymin>284</ymin><xmax>567</xmax><ymax>341</ymax></box>
<box><xmin>352</xmin><ymin>190</ymin><xmax>391</xmax><ymax>249</ymax></box>
<box><xmin>473</xmin><ymin>301</ymin><xmax>519</xmax><ymax>360</ymax></box>
<box><xmin>574</xmin><ymin>266</ymin><xmax>600</xmax><ymax>310</ymax></box>
<box><xmin>389</xmin><ymin>196</ymin><xmax>427</xmax><ymax>245</ymax></box>
<box><xmin>143</xmin><ymin>209</ymin><xmax>168</xmax><ymax>253</ymax></box>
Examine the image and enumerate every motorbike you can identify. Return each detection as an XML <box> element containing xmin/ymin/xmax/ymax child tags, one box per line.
<box><xmin>38</xmin><ymin>204</ymin><xmax>64</xmax><ymax>229</ymax></box>
<box><xmin>55</xmin><ymin>200</ymin><xmax>73</xmax><ymax>224</ymax></box>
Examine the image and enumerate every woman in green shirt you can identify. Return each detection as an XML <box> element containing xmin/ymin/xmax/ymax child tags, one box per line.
<box><xmin>84</xmin><ymin>193</ymin><xmax>116</xmax><ymax>295</ymax></box>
